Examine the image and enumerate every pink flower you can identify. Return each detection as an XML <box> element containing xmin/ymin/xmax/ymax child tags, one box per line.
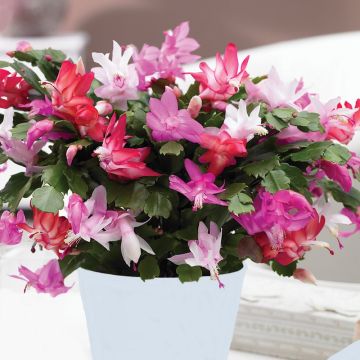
<box><xmin>339</xmin><ymin>208</ymin><xmax>360</xmax><ymax>238</ymax></box>
<box><xmin>26</xmin><ymin>119</ymin><xmax>54</xmax><ymax>149</ymax></box>
<box><xmin>293</xmin><ymin>268</ymin><xmax>317</xmax><ymax>285</ymax></box>
<box><xmin>0</xmin><ymin>108</ymin><xmax>43</xmax><ymax>174</ymax></box>
<box><xmin>28</xmin><ymin>97</ymin><xmax>53</xmax><ymax>118</ymax></box>
<box><xmin>146</xmin><ymin>88</ymin><xmax>204</xmax><ymax>143</ymax></box>
<box><xmin>96</xmin><ymin>211</ymin><xmax>154</xmax><ymax>266</ymax></box>
<box><xmin>199</xmin><ymin>129</ymin><xmax>247</xmax><ymax>175</ymax></box>
<box><xmin>66</xmin><ymin>186</ymin><xmax>119</xmax><ymax>248</ymax></box>
<box><xmin>233</xmin><ymin>189</ymin><xmax>316</xmax><ymax>249</ymax></box>
<box><xmin>12</xmin><ymin>259</ymin><xmax>71</xmax><ymax>297</ymax></box>
<box><xmin>95</xmin><ymin>100</ymin><xmax>113</xmax><ymax>116</ymax></box>
<box><xmin>16</xmin><ymin>40</ymin><xmax>32</xmax><ymax>52</ymax></box>
<box><xmin>246</xmin><ymin>67</ymin><xmax>307</xmax><ymax>110</ymax></box>
<box><xmin>169</xmin><ymin>221</ymin><xmax>224</xmax><ymax>287</ymax></box>
<box><xmin>66</xmin><ymin>144</ymin><xmax>82</xmax><ymax>166</ymax></box>
<box><xmin>169</xmin><ymin>159</ymin><xmax>227</xmax><ymax>211</ymax></box>
<box><xmin>92</xmin><ymin>41</ymin><xmax>139</xmax><ymax>110</ymax></box>
<box><xmin>254</xmin><ymin>210</ymin><xmax>330</xmax><ymax>265</ymax></box>
<box><xmin>187</xmin><ymin>95</ymin><xmax>202</xmax><ymax>118</ymax></box>
<box><xmin>0</xmin><ymin>210</ymin><xmax>25</xmax><ymax>245</ymax></box>
<box><xmin>318</xmin><ymin>160</ymin><xmax>352</xmax><ymax>193</ymax></box>
<box><xmin>191</xmin><ymin>43</ymin><xmax>249</xmax><ymax>110</ymax></box>
<box><xmin>94</xmin><ymin>114</ymin><xmax>160</xmax><ymax>180</ymax></box>
<box><xmin>223</xmin><ymin>100</ymin><xmax>268</xmax><ymax>141</ymax></box>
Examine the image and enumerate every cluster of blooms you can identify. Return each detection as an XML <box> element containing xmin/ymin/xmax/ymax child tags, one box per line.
<box><xmin>0</xmin><ymin>22</ymin><xmax>359</xmax><ymax>296</ymax></box>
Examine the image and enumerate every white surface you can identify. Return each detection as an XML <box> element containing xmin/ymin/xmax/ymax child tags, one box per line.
<box><xmin>79</xmin><ymin>267</ymin><xmax>245</xmax><ymax>360</ymax></box>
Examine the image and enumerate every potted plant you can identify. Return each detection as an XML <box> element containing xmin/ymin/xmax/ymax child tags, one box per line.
<box><xmin>0</xmin><ymin>22</ymin><xmax>359</xmax><ymax>360</ymax></box>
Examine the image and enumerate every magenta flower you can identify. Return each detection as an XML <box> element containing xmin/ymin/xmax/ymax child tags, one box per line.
<box><xmin>66</xmin><ymin>186</ymin><xmax>118</xmax><ymax>248</ymax></box>
<box><xmin>12</xmin><ymin>259</ymin><xmax>71</xmax><ymax>297</ymax></box>
<box><xmin>0</xmin><ymin>210</ymin><xmax>25</xmax><ymax>245</ymax></box>
<box><xmin>318</xmin><ymin>160</ymin><xmax>352</xmax><ymax>193</ymax></box>
<box><xmin>169</xmin><ymin>221</ymin><xmax>224</xmax><ymax>287</ymax></box>
<box><xmin>146</xmin><ymin>88</ymin><xmax>204</xmax><ymax>143</ymax></box>
<box><xmin>233</xmin><ymin>189</ymin><xmax>316</xmax><ymax>249</ymax></box>
<box><xmin>26</xmin><ymin>119</ymin><xmax>54</xmax><ymax>149</ymax></box>
<box><xmin>339</xmin><ymin>208</ymin><xmax>360</xmax><ymax>238</ymax></box>
<box><xmin>169</xmin><ymin>159</ymin><xmax>227</xmax><ymax>211</ymax></box>
<box><xmin>28</xmin><ymin>97</ymin><xmax>54</xmax><ymax>118</ymax></box>
<box><xmin>66</xmin><ymin>144</ymin><xmax>82</xmax><ymax>166</ymax></box>
<box><xmin>191</xmin><ymin>43</ymin><xmax>249</xmax><ymax>110</ymax></box>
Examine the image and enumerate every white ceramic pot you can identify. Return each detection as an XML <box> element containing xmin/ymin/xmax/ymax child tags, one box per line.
<box><xmin>78</xmin><ymin>267</ymin><xmax>246</xmax><ymax>360</ymax></box>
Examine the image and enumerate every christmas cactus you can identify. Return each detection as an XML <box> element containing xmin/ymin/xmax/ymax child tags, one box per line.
<box><xmin>0</xmin><ymin>22</ymin><xmax>360</xmax><ymax>296</ymax></box>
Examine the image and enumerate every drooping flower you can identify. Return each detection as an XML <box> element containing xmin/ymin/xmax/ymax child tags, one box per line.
<box><xmin>28</xmin><ymin>97</ymin><xmax>54</xmax><ymax>118</ymax></box>
<box><xmin>187</xmin><ymin>95</ymin><xmax>202</xmax><ymax>118</ymax></box>
<box><xmin>66</xmin><ymin>144</ymin><xmax>82</xmax><ymax>166</ymax></box>
<box><xmin>92</xmin><ymin>41</ymin><xmax>139</xmax><ymax>110</ymax></box>
<box><xmin>12</xmin><ymin>259</ymin><xmax>71</xmax><ymax>297</ymax></box>
<box><xmin>191</xmin><ymin>43</ymin><xmax>249</xmax><ymax>110</ymax></box>
<box><xmin>254</xmin><ymin>210</ymin><xmax>330</xmax><ymax>265</ymax></box>
<box><xmin>339</xmin><ymin>207</ymin><xmax>360</xmax><ymax>238</ymax></box>
<box><xmin>233</xmin><ymin>189</ymin><xmax>316</xmax><ymax>249</ymax></box>
<box><xmin>293</xmin><ymin>268</ymin><xmax>317</xmax><ymax>285</ymax></box>
<box><xmin>95</xmin><ymin>211</ymin><xmax>155</xmax><ymax>266</ymax></box>
<box><xmin>199</xmin><ymin>129</ymin><xmax>247</xmax><ymax>175</ymax></box>
<box><xmin>26</xmin><ymin>119</ymin><xmax>54</xmax><ymax>149</ymax></box>
<box><xmin>0</xmin><ymin>210</ymin><xmax>25</xmax><ymax>245</ymax></box>
<box><xmin>0</xmin><ymin>107</ymin><xmax>43</xmax><ymax>174</ymax></box>
<box><xmin>169</xmin><ymin>221</ymin><xmax>224</xmax><ymax>287</ymax></box>
<box><xmin>94</xmin><ymin>114</ymin><xmax>160</xmax><ymax>180</ymax></box>
<box><xmin>222</xmin><ymin>100</ymin><xmax>268</xmax><ymax>141</ymax></box>
<box><xmin>317</xmin><ymin>160</ymin><xmax>352</xmax><ymax>193</ymax></box>
<box><xmin>95</xmin><ymin>100</ymin><xmax>113</xmax><ymax>116</ymax></box>
<box><xmin>246</xmin><ymin>67</ymin><xmax>307</xmax><ymax>110</ymax></box>
<box><xmin>18</xmin><ymin>206</ymin><xmax>72</xmax><ymax>258</ymax></box>
<box><xmin>50</xmin><ymin>59</ymin><xmax>102</xmax><ymax>141</ymax></box>
<box><xmin>146</xmin><ymin>88</ymin><xmax>204</xmax><ymax>143</ymax></box>
<box><xmin>169</xmin><ymin>159</ymin><xmax>227</xmax><ymax>211</ymax></box>
<box><xmin>65</xmin><ymin>185</ymin><xmax>118</xmax><ymax>248</ymax></box>
<box><xmin>0</xmin><ymin>69</ymin><xmax>31</xmax><ymax>108</ymax></box>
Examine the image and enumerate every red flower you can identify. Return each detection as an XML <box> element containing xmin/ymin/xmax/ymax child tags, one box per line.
<box><xmin>51</xmin><ymin>60</ymin><xmax>105</xmax><ymax>141</ymax></box>
<box><xmin>0</xmin><ymin>69</ymin><xmax>31</xmax><ymax>108</ymax></box>
<box><xmin>18</xmin><ymin>206</ymin><xmax>72</xmax><ymax>258</ymax></box>
<box><xmin>94</xmin><ymin>114</ymin><xmax>161</xmax><ymax>180</ymax></box>
<box><xmin>254</xmin><ymin>211</ymin><xmax>331</xmax><ymax>266</ymax></box>
<box><xmin>199</xmin><ymin>130</ymin><xmax>247</xmax><ymax>175</ymax></box>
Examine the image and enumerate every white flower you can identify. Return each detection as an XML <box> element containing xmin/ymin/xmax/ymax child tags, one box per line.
<box><xmin>92</xmin><ymin>41</ymin><xmax>139</xmax><ymax>110</ymax></box>
<box><xmin>223</xmin><ymin>99</ymin><xmax>267</xmax><ymax>141</ymax></box>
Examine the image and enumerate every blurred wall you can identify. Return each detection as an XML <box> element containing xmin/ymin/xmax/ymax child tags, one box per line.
<box><xmin>61</xmin><ymin>0</ymin><xmax>360</xmax><ymax>60</ymax></box>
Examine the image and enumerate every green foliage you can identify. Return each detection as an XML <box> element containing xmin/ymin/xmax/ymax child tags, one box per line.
<box><xmin>176</xmin><ymin>264</ymin><xmax>202</xmax><ymax>283</ymax></box>
<box><xmin>11</xmin><ymin>123</ymin><xmax>31</xmax><ymax>140</ymax></box>
<box><xmin>322</xmin><ymin>181</ymin><xmax>360</xmax><ymax>211</ymax></box>
<box><xmin>31</xmin><ymin>186</ymin><xmax>64</xmax><ymax>213</ymax></box>
<box><xmin>228</xmin><ymin>192</ymin><xmax>254</xmax><ymax>215</ymax></box>
<box><xmin>243</xmin><ymin>156</ymin><xmax>280</xmax><ymax>178</ymax></box>
<box><xmin>64</xmin><ymin>167</ymin><xmax>89</xmax><ymax>198</ymax></box>
<box><xmin>0</xmin><ymin>173</ymin><xmax>32</xmax><ymax>211</ymax></box>
<box><xmin>114</xmin><ymin>182</ymin><xmax>150</xmax><ymax>211</ymax></box>
<box><xmin>144</xmin><ymin>189</ymin><xmax>173</xmax><ymax>218</ymax></box>
<box><xmin>219</xmin><ymin>183</ymin><xmax>247</xmax><ymax>200</ymax></box>
<box><xmin>271</xmin><ymin>260</ymin><xmax>297</xmax><ymax>277</ymax></box>
<box><xmin>159</xmin><ymin>141</ymin><xmax>184</xmax><ymax>156</ymax></box>
<box><xmin>42</xmin><ymin>162</ymin><xmax>69</xmax><ymax>193</ymax></box>
<box><xmin>138</xmin><ymin>256</ymin><xmax>160</xmax><ymax>280</ymax></box>
<box><xmin>261</xmin><ymin>170</ymin><xmax>290</xmax><ymax>193</ymax></box>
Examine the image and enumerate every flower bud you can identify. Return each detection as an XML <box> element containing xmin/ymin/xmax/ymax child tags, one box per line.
<box><xmin>16</xmin><ymin>41</ymin><xmax>32</xmax><ymax>52</ymax></box>
<box><xmin>95</xmin><ymin>100</ymin><xmax>113</xmax><ymax>116</ymax></box>
<box><xmin>187</xmin><ymin>95</ymin><xmax>202</xmax><ymax>118</ymax></box>
<box><xmin>293</xmin><ymin>268</ymin><xmax>317</xmax><ymax>285</ymax></box>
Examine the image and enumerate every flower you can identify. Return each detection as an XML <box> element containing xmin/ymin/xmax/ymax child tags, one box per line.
<box><xmin>191</xmin><ymin>43</ymin><xmax>249</xmax><ymax>110</ymax></box>
<box><xmin>97</xmin><ymin>211</ymin><xmax>154</xmax><ymax>266</ymax></box>
<box><xmin>94</xmin><ymin>114</ymin><xmax>160</xmax><ymax>180</ymax></box>
<box><xmin>16</xmin><ymin>40</ymin><xmax>32</xmax><ymax>52</ymax></box>
<box><xmin>66</xmin><ymin>185</ymin><xmax>118</xmax><ymax>248</ymax></box>
<box><xmin>26</xmin><ymin>119</ymin><xmax>54</xmax><ymax>149</ymax></box>
<box><xmin>199</xmin><ymin>129</ymin><xmax>247</xmax><ymax>175</ymax></box>
<box><xmin>246</xmin><ymin>67</ymin><xmax>307</xmax><ymax>110</ymax></box>
<box><xmin>146</xmin><ymin>87</ymin><xmax>204</xmax><ymax>143</ymax></box>
<box><xmin>233</xmin><ymin>189</ymin><xmax>316</xmax><ymax>249</ymax></box>
<box><xmin>168</xmin><ymin>221</ymin><xmax>224</xmax><ymax>287</ymax></box>
<box><xmin>50</xmin><ymin>59</ymin><xmax>102</xmax><ymax>141</ymax></box>
<box><xmin>92</xmin><ymin>41</ymin><xmax>139</xmax><ymax>110</ymax></box>
<box><xmin>0</xmin><ymin>107</ymin><xmax>43</xmax><ymax>175</ymax></box>
<box><xmin>133</xmin><ymin>22</ymin><xmax>200</xmax><ymax>89</ymax></box>
<box><xmin>187</xmin><ymin>95</ymin><xmax>202</xmax><ymax>118</ymax></box>
<box><xmin>223</xmin><ymin>100</ymin><xmax>268</xmax><ymax>141</ymax></box>
<box><xmin>66</xmin><ymin>144</ymin><xmax>82</xmax><ymax>166</ymax></box>
<box><xmin>0</xmin><ymin>210</ymin><xmax>25</xmax><ymax>245</ymax></box>
<box><xmin>293</xmin><ymin>268</ymin><xmax>317</xmax><ymax>285</ymax></box>
<box><xmin>95</xmin><ymin>100</ymin><xmax>113</xmax><ymax>116</ymax></box>
<box><xmin>317</xmin><ymin>160</ymin><xmax>352</xmax><ymax>193</ymax></box>
<box><xmin>12</xmin><ymin>259</ymin><xmax>71</xmax><ymax>297</ymax></box>
<box><xmin>339</xmin><ymin>207</ymin><xmax>360</xmax><ymax>238</ymax></box>
<box><xmin>0</xmin><ymin>69</ymin><xmax>31</xmax><ymax>108</ymax></box>
<box><xmin>254</xmin><ymin>210</ymin><xmax>330</xmax><ymax>265</ymax></box>
<box><xmin>18</xmin><ymin>206</ymin><xmax>72</xmax><ymax>258</ymax></box>
<box><xmin>28</xmin><ymin>97</ymin><xmax>54</xmax><ymax>118</ymax></box>
<box><xmin>169</xmin><ymin>159</ymin><xmax>227</xmax><ymax>211</ymax></box>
